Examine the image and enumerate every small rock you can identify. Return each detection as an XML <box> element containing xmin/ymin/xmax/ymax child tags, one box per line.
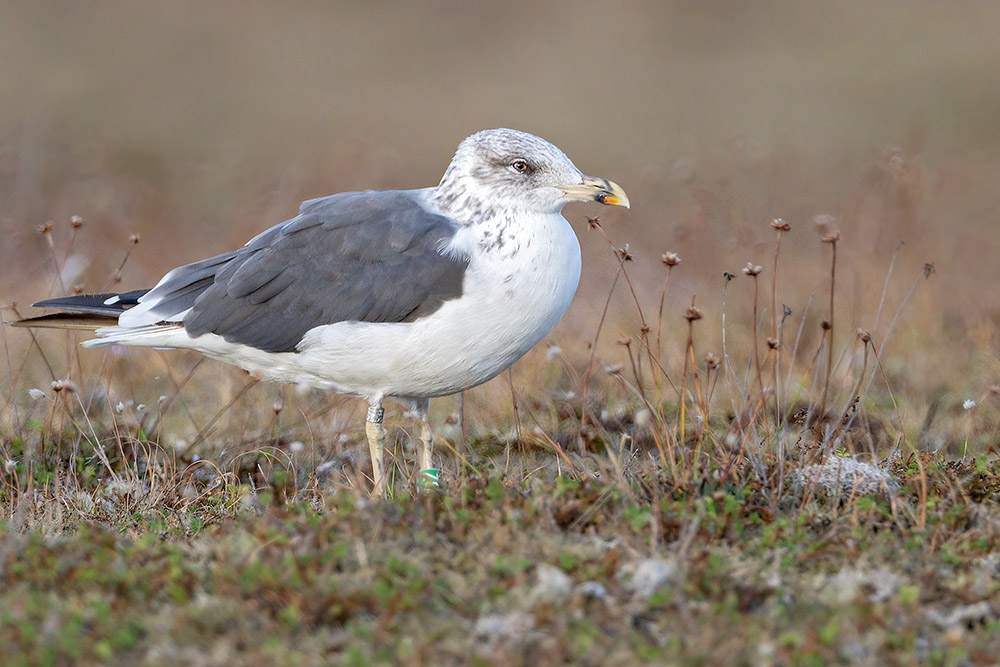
<box><xmin>628</xmin><ymin>558</ymin><xmax>675</xmax><ymax>596</ymax></box>
<box><xmin>576</xmin><ymin>580</ymin><xmax>608</xmax><ymax>600</ymax></box>
<box><xmin>530</xmin><ymin>564</ymin><xmax>572</xmax><ymax>603</ymax></box>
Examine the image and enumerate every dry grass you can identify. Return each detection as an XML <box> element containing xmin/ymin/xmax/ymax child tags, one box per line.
<box><xmin>2</xmin><ymin>2</ymin><xmax>1000</xmax><ymax>665</ymax></box>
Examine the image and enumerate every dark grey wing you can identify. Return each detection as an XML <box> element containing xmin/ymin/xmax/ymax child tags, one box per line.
<box><xmin>132</xmin><ymin>190</ymin><xmax>468</xmax><ymax>353</ymax></box>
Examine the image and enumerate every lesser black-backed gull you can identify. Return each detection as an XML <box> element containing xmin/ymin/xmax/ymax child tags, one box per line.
<box><xmin>16</xmin><ymin>128</ymin><xmax>629</xmax><ymax>494</ymax></box>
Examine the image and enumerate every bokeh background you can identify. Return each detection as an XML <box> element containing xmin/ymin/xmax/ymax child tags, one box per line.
<box><xmin>2</xmin><ymin>0</ymin><xmax>999</xmax><ymax>440</ymax></box>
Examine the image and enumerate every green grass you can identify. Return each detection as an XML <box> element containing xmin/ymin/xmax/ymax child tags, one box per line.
<box><xmin>1</xmin><ymin>455</ymin><xmax>998</xmax><ymax>665</ymax></box>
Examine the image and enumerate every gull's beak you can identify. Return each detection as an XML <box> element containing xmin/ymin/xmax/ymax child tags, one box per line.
<box><xmin>560</xmin><ymin>176</ymin><xmax>630</xmax><ymax>209</ymax></box>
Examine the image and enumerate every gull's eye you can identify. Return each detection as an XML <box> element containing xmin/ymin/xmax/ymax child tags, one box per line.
<box><xmin>509</xmin><ymin>159</ymin><xmax>532</xmax><ymax>174</ymax></box>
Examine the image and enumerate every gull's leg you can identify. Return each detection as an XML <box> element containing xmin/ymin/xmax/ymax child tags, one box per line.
<box><xmin>415</xmin><ymin>398</ymin><xmax>439</xmax><ymax>489</ymax></box>
<box><xmin>365</xmin><ymin>401</ymin><xmax>387</xmax><ymax>496</ymax></box>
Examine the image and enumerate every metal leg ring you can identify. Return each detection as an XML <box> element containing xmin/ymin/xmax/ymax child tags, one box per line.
<box><xmin>366</xmin><ymin>405</ymin><xmax>385</xmax><ymax>424</ymax></box>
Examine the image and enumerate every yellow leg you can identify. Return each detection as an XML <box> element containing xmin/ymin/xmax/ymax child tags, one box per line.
<box><xmin>419</xmin><ymin>419</ymin><xmax>433</xmax><ymax>474</ymax></box>
<box><xmin>416</xmin><ymin>400</ymin><xmax>439</xmax><ymax>489</ymax></box>
<box><xmin>365</xmin><ymin>404</ymin><xmax>386</xmax><ymax>496</ymax></box>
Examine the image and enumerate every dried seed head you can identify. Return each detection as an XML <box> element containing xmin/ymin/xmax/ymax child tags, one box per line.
<box><xmin>771</xmin><ymin>218</ymin><xmax>790</xmax><ymax>232</ymax></box>
<box><xmin>856</xmin><ymin>328</ymin><xmax>871</xmax><ymax>343</ymax></box>
<box><xmin>821</xmin><ymin>320</ymin><xmax>832</xmax><ymax>331</ymax></box>
<box><xmin>70</xmin><ymin>215</ymin><xmax>84</xmax><ymax>228</ymax></box>
<box><xmin>683</xmin><ymin>305</ymin><xmax>703</xmax><ymax>322</ymax></box>
<box><xmin>661</xmin><ymin>251</ymin><xmax>681</xmax><ymax>266</ymax></box>
<box><xmin>273</xmin><ymin>402</ymin><xmax>283</xmax><ymax>414</ymax></box>
<box><xmin>129</xmin><ymin>233</ymin><xmax>141</xmax><ymax>245</ymax></box>
<box><xmin>37</xmin><ymin>221</ymin><xmax>53</xmax><ymax>234</ymax></box>
<box><xmin>963</xmin><ymin>399</ymin><xmax>976</xmax><ymax>411</ymax></box>
<box><xmin>616</xmin><ymin>336</ymin><xmax>631</xmax><ymax>347</ymax></box>
<box><xmin>723</xmin><ymin>271</ymin><xmax>736</xmax><ymax>282</ymax></box>
<box><xmin>742</xmin><ymin>262</ymin><xmax>763</xmax><ymax>276</ymax></box>
<box><xmin>923</xmin><ymin>263</ymin><xmax>935</xmax><ymax>278</ymax></box>
<box><xmin>767</xmin><ymin>337</ymin><xmax>779</xmax><ymax>350</ymax></box>
<box><xmin>639</xmin><ymin>323</ymin><xmax>650</xmax><ymax>334</ymax></box>
<box><xmin>72</xmin><ymin>284</ymin><xmax>84</xmax><ymax>294</ymax></box>
<box><xmin>616</xmin><ymin>244</ymin><xmax>633</xmax><ymax>261</ymax></box>
<box><xmin>705</xmin><ymin>352</ymin><xmax>720</xmax><ymax>370</ymax></box>
<box><xmin>28</xmin><ymin>388</ymin><xmax>46</xmax><ymax>400</ymax></box>
<box><xmin>822</xmin><ymin>231</ymin><xmax>841</xmax><ymax>244</ymax></box>
<box><xmin>587</xmin><ymin>216</ymin><xmax>601</xmax><ymax>229</ymax></box>
<box><xmin>51</xmin><ymin>379</ymin><xmax>78</xmax><ymax>393</ymax></box>
<box><xmin>603</xmin><ymin>363</ymin><xmax>624</xmax><ymax>375</ymax></box>
<box><xmin>3</xmin><ymin>460</ymin><xmax>15</xmax><ymax>474</ymax></box>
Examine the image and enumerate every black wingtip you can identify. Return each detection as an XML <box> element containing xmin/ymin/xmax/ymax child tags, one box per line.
<box><xmin>30</xmin><ymin>289</ymin><xmax>150</xmax><ymax>315</ymax></box>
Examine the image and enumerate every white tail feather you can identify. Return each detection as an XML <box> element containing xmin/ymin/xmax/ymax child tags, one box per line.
<box><xmin>81</xmin><ymin>324</ymin><xmax>185</xmax><ymax>348</ymax></box>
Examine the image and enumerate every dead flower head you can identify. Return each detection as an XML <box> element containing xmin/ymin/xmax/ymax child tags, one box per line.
<box><xmin>683</xmin><ymin>305</ymin><xmax>703</xmax><ymax>322</ymax></box>
<box><xmin>661</xmin><ymin>251</ymin><xmax>681</xmax><ymax>266</ymax></box>
<box><xmin>51</xmin><ymin>379</ymin><xmax>78</xmax><ymax>393</ymax></box>
<box><xmin>743</xmin><ymin>263</ymin><xmax>763</xmax><ymax>276</ymax></box>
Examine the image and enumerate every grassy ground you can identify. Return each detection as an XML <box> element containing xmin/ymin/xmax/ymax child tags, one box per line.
<box><xmin>2</xmin><ymin>218</ymin><xmax>999</xmax><ymax>664</ymax></box>
<box><xmin>2</xmin><ymin>2</ymin><xmax>1000</xmax><ymax>665</ymax></box>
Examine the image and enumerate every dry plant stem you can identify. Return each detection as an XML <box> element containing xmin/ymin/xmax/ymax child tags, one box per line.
<box><xmin>178</xmin><ymin>378</ymin><xmax>261</xmax><ymax>459</ymax></box>
<box><xmin>589</xmin><ymin>222</ymin><xmax>655</xmax><ymax>397</ymax></box>
<box><xmin>843</xmin><ymin>265</ymin><xmax>933</xmax><ymax>437</ymax></box>
<box><xmin>459</xmin><ymin>391</ymin><xmax>467</xmax><ymax>489</ymax></box>
<box><xmin>820</xmin><ymin>239</ymin><xmax>837</xmax><ymax>418</ymax></box>
<box><xmin>0</xmin><ymin>307</ymin><xmax>23</xmax><ymax>435</ymax></box>
<box><xmin>750</xmin><ymin>274</ymin><xmax>764</xmax><ymax>396</ymax></box>
<box><xmin>800</xmin><ymin>326</ymin><xmax>829</xmax><ymax>439</ymax></box>
<box><xmin>424</xmin><ymin>426</ymin><xmax>482</xmax><ymax>478</ymax></box>
<box><xmin>687</xmin><ymin>337</ymin><xmax>708</xmax><ymax>443</ymax></box>
<box><xmin>677</xmin><ymin>298</ymin><xmax>701</xmax><ymax>452</ymax></box>
<box><xmin>871</xmin><ymin>241</ymin><xmax>905</xmax><ymax>339</ymax></box>
<box><xmin>783</xmin><ymin>293</ymin><xmax>813</xmax><ymax>404</ymax></box>
<box><xmin>770</xmin><ymin>228</ymin><xmax>785</xmax><ymax>430</ymax></box>
<box><xmin>503</xmin><ymin>368</ymin><xmax>524</xmax><ymax>479</ymax></box>
<box><xmin>102</xmin><ymin>243</ymin><xmax>138</xmax><ymax>292</ymax></box>
<box><xmin>143</xmin><ymin>357</ymin><xmax>207</xmax><ymax>437</ymax></box>
<box><xmin>720</xmin><ymin>276</ymin><xmax>746</xmax><ymax>428</ymax></box>
<box><xmin>608</xmin><ymin>369</ymin><xmax>674</xmax><ymax>475</ymax></box>
<box><xmin>748</xmin><ymin>274</ymin><xmax>771</xmax><ymax>440</ymax></box>
<box><xmin>579</xmin><ymin>259</ymin><xmax>624</xmax><ymax>448</ymax></box>
<box><xmin>9</xmin><ymin>306</ymin><xmax>60</xmax><ymax>384</ymax></box>
<box><xmin>656</xmin><ymin>265</ymin><xmax>675</xmax><ymax>363</ymax></box>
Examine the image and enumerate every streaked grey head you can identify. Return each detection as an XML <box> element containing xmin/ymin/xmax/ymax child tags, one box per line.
<box><xmin>432</xmin><ymin>128</ymin><xmax>629</xmax><ymax>221</ymax></box>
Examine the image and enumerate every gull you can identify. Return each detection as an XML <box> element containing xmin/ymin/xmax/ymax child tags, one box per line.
<box><xmin>15</xmin><ymin>128</ymin><xmax>629</xmax><ymax>493</ymax></box>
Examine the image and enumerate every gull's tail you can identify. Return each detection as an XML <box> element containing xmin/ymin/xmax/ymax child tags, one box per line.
<box><xmin>10</xmin><ymin>289</ymin><xmax>150</xmax><ymax>331</ymax></box>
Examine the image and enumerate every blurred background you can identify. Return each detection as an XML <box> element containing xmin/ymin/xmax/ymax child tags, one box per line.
<box><xmin>2</xmin><ymin>0</ymin><xmax>998</xmax><ymax>440</ymax></box>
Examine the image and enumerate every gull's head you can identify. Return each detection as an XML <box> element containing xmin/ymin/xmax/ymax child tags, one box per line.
<box><xmin>434</xmin><ymin>128</ymin><xmax>629</xmax><ymax>219</ymax></box>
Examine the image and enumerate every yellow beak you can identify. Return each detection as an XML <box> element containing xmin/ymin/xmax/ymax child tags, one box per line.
<box><xmin>559</xmin><ymin>176</ymin><xmax>630</xmax><ymax>209</ymax></box>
